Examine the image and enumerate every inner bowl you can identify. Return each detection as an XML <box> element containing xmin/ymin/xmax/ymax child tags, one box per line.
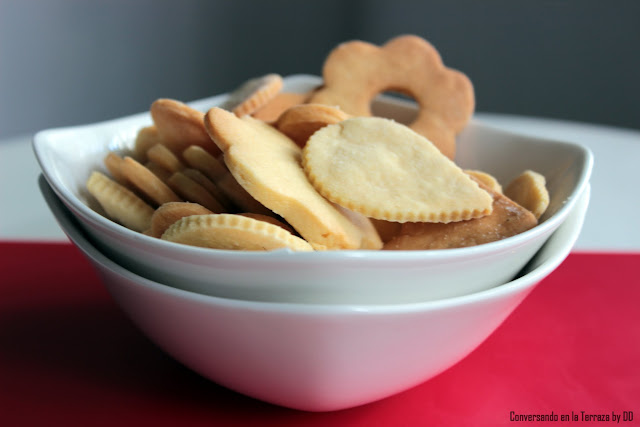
<box><xmin>33</xmin><ymin>74</ymin><xmax>593</xmax><ymax>304</ymax></box>
<box><xmin>39</xmin><ymin>174</ymin><xmax>590</xmax><ymax>412</ymax></box>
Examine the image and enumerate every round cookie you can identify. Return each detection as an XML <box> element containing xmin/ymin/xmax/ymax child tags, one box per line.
<box><xmin>161</xmin><ymin>214</ymin><xmax>313</xmax><ymax>252</ymax></box>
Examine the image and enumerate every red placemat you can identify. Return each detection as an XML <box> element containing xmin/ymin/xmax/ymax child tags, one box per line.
<box><xmin>1</xmin><ymin>242</ymin><xmax>639</xmax><ymax>426</ymax></box>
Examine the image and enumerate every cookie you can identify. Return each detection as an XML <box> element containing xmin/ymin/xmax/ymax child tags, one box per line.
<box><xmin>161</xmin><ymin>213</ymin><xmax>313</xmax><ymax>252</ymax></box>
<box><xmin>103</xmin><ymin>152</ymin><xmax>127</xmax><ymax>184</ymax></box>
<box><xmin>302</xmin><ymin>117</ymin><xmax>493</xmax><ymax>223</ymax></box>
<box><xmin>504</xmin><ymin>170</ymin><xmax>550</xmax><ymax>219</ymax></box>
<box><xmin>150</xmin><ymin>201</ymin><xmax>213</xmax><ymax>238</ymax></box>
<box><xmin>204</xmin><ymin>107</ymin><xmax>374</xmax><ymax>249</ymax></box>
<box><xmin>252</xmin><ymin>91</ymin><xmax>311</xmax><ymax>122</ymax></box>
<box><xmin>219</xmin><ymin>74</ymin><xmax>283</xmax><ymax>117</ymax></box>
<box><xmin>150</xmin><ymin>98</ymin><xmax>221</xmax><ymax>157</ymax></box>
<box><xmin>146</xmin><ymin>143</ymin><xmax>184</xmax><ymax>173</ymax></box>
<box><xmin>239</xmin><ymin>212</ymin><xmax>296</xmax><ymax>234</ymax></box>
<box><xmin>275</xmin><ymin>103</ymin><xmax>350</xmax><ymax>147</ymax></box>
<box><xmin>384</xmin><ymin>180</ymin><xmax>538</xmax><ymax>250</ymax></box>
<box><xmin>310</xmin><ymin>35</ymin><xmax>474</xmax><ymax>159</ymax></box>
<box><xmin>134</xmin><ymin>125</ymin><xmax>162</xmax><ymax>161</ymax></box>
<box><xmin>166</xmin><ymin>171</ymin><xmax>226</xmax><ymax>213</ymax></box>
<box><xmin>86</xmin><ymin>171</ymin><xmax>154</xmax><ymax>232</ymax></box>
<box><xmin>465</xmin><ymin>169</ymin><xmax>503</xmax><ymax>193</ymax></box>
<box><xmin>182</xmin><ymin>145</ymin><xmax>228</xmax><ymax>181</ymax></box>
<box><xmin>182</xmin><ymin>144</ymin><xmax>270</xmax><ymax>214</ymax></box>
<box><xmin>120</xmin><ymin>156</ymin><xmax>181</xmax><ymax>206</ymax></box>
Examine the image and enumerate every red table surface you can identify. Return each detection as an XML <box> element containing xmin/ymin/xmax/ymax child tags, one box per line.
<box><xmin>1</xmin><ymin>242</ymin><xmax>638</xmax><ymax>426</ymax></box>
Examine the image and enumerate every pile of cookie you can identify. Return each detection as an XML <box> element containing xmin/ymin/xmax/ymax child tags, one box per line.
<box><xmin>86</xmin><ymin>35</ymin><xmax>549</xmax><ymax>251</ymax></box>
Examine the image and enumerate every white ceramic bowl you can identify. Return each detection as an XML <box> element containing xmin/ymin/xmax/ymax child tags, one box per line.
<box><xmin>33</xmin><ymin>74</ymin><xmax>593</xmax><ymax>304</ymax></box>
<box><xmin>39</xmin><ymin>175</ymin><xmax>589</xmax><ymax>411</ymax></box>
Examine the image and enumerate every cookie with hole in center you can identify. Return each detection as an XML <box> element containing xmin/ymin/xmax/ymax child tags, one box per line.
<box><xmin>310</xmin><ymin>35</ymin><xmax>474</xmax><ymax>159</ymax></box>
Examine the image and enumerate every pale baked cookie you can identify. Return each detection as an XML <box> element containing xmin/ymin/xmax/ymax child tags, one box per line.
<box><xmin>161</xmin><ymin>213</ymin><xmax>313</xmax><ymax>252</ymax></box>
<box><xmin>219</xmin><ymin>74</ymin><xmax>283</xmax><ymax>117</ymax></box>
<box><xmin>384</xmin><ymin>180</ymin><xmax>538</xmax><ymax>250</ymax></box>
<box><xmin>204</xmin><ymin>107</ymin><xmax>373</xmax><ymax>250</ymax></box>
<box><xmin>150</xmin><ymin>98</ymin><xmax>221</xmax><ymax>157</ymax></box>
<box><xmin>149</xmin><ymin>201</ymin><xmax>213</xmax><ymax>238</ymax></box>
<box><xmin>86</xmin><ymin>171</ymin><xmax>154</xmax><ymax>232</ymax></box>
<box><xmin>310</xmin><ymin>35</ymin><xmax>474</xmax><ymax>159</ymax></box>
<box><xmin>275</xmin><ymin>103</ymin><xmax>350</xmax><ymax>147</ymax></box>
<box><xmin>504</xmin><ymin>170</ymin><xmax>550</xmax><ymax>219</ymax></box>
<box><xmin>465</xmin><ymin>169</ymin><xmax>503</xmax><ymax>193</ymax></box>
<box><xmin>252</xmin><ymin>91</ymin><xmax>311</xmax><ymax>122</ymax></box>
<box><xmin>302</xmin><ymin>117</ymin><xmax>493</xmax><ymax>223</ymax></box>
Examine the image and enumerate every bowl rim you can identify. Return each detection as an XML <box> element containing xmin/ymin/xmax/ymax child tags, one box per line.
<box><xmin>40</xmin><ymin>174</ymin><xmax>590</xmax><ymax>314</ymax></box>
<box><xmin>32</xmin><ymin>74</ymin><xmax>594</xmax><ymax>262</ymax></box>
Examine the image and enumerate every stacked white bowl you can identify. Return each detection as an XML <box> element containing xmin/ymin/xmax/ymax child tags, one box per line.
<box><xmin>34</xmin><ymin>75</ymin><xmax>592</xmax><ymax>411</ymax></box>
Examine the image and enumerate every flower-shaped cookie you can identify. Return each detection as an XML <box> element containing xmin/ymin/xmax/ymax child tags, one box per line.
<box><xmin>310</xmin><ymin>35</ymin><xmax>474</xmax><ymax>159</ymax></box>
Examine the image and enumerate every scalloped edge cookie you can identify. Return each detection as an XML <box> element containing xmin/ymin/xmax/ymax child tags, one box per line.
<box><xmin>302</xmin><ymin>116</ymin><xmax>493</xmax><ymax>223</ymax></box>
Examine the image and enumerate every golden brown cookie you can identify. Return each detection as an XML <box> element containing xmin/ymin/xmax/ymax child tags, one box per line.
<box><xmin>204</xmin><ymin>107</ymin><xmax>372</xmax><ymax>249</ymax></box>
<box><xmin>150</xmin><ymin>98</ymin><xmax>221</xmax><ymax>157</ymax></box>
<box><xmin>182</xmin><ymin>145</ymin><xmax>228</xmax><ymax>181</ymax></box>
<box><xmin>302</xmin><ymin>117</ymin><xmax>493</xmax><ymax>223</ymax></box>
<box><xmin>134</xmin><ymin>125</ymin><xmax>163</xmax><ymax>161</ymax></box>
<box><xmin>504</xmin><ymin>170</ymin><xmax>550</xmax><ymax>219</ymax></box>
<box><xmin>384</xmin><ymin>181</ymin><xmax>538</xmax><ymax>250</ymax></box>
<box><xmin>86</xmin><ymin>171</ymin><xmax>154</xmax><ymax>232</ymax></box>
<box><xmin>182</xmin><ymin>144</ymin><xmax>269</xmax><ymax>214</ymax></box>
<box><xmin>103</xmin><ymin>152</ymin><xmax>127</xmax><ymax>184</ymax></box>
<box><xmin>145</xmin><ymin>161</ymin><xmax>172</xmax><ymax>182</ymax></box>
<box><xmin>181</xmin><ymin>167</ymin><xmax>233</xmax><ymax>210</ymax></box>
<box><xmin>310</xmin><ymin>35</ymin><xmax>474</xmax><ymax>159</ymax></box>
<box><xmin>252</xmin><ymin>91</ymin><xmax>312</xmax><ymax>122</ymax></box>
<box><xmin>275</xmin><ymin>103</ymin><xmax>350</xmax><ymax>147</ymax></box>
<box><xmin>146</xmin><ymin>143</ymin><xmax>185</xmax><ymax>173</ymax></box>
<box><xmin>215</xmin><ymin>172</ymin><xmax>272</xmax><ymax>215</ymax></box>
<box><xmin>161</xmin><ymin>213</ymin><xmax>313</xmax><ymax>252</ymax></box>
<box><xmin>149</xmin><ymin>201</ymin><xmax>213</xmax><ymax>238</ymax></box>
<box><xmin>120</xmin><ymin>156</ymin><xmax>182</xmax><ymax>206</ymax></box>
<box><xmin>219</xmin><ymin>74</ymin><xmax>283</xmax><ymax>117</ymax></box>
<box><xmin>166</xmin><ymin>171</ymin><xmax>226</xmax><ymax>213</ymax></box>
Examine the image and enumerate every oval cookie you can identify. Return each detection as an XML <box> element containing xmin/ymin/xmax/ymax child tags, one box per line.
<box><xmin>302</xmin><ymin>117</ymin><xmax>493</xmax><ymax>223</ymax></box>
<box><xmin>86</xmin><ymin>171</ymin><xmax>154</xmax><ymax>232</ymax></box>
<box><xmin>161</xmin><ymin>214</ymin><xmax>313</xmax><ymax>252</ymax></box>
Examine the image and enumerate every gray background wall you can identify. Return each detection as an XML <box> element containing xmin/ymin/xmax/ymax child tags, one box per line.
<box><xmin>1</xmin><ymin>0</ymin><xmax>638</xmax><ymax>140</ymax></box>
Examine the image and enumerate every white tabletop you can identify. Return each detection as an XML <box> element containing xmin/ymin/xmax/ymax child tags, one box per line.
<box><xmin>2</xmin><ymin>113</ymin><xmax>638</xmax><ymax>251</ymax></box>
